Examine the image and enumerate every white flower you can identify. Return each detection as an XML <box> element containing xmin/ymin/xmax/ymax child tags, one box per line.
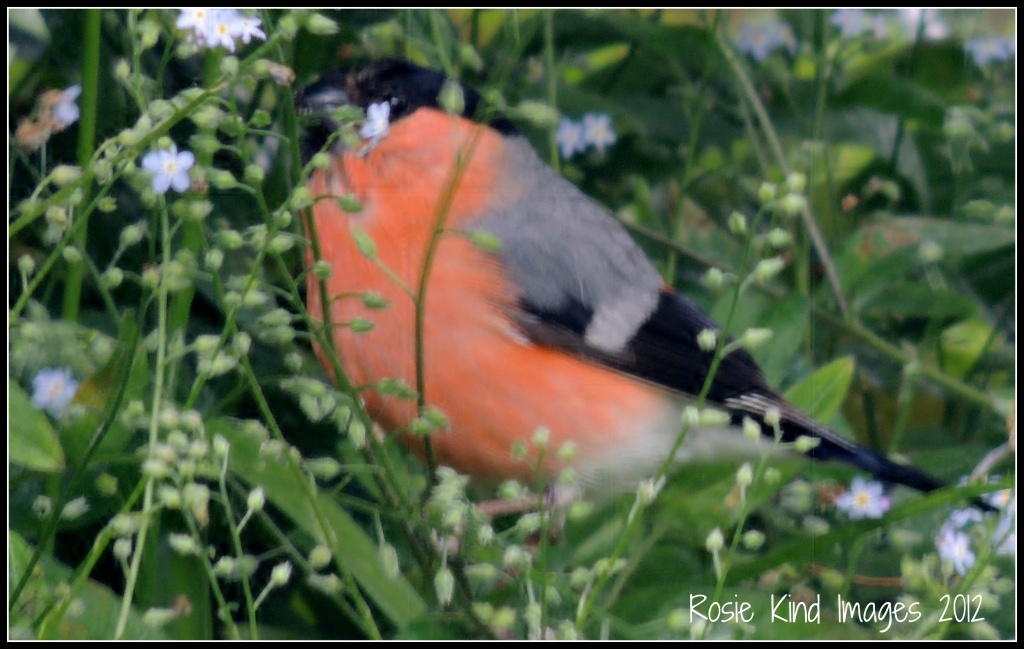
<box><xmin>736</xmin><ymin>20</ymin><xmax>796</xmax><ymax>62</ymax></box>
<box><xmin>52</xmin><ymin>85</ymin><xmax>82</xmax><ymax>128</ymax></box>
<box><xmin>176</xmin><ymin>8</ymin><xmax>212</xmax><ymax>39</ymax></box>
<box><xmin>31</xmin><ymin>367</ymin><xmax>79</xmax><ymax>419</ymax></box>
<box><xmin>235</xmin><ymin>15</ymin><xmax>266</xmax><ymax>45</ymax></box>
<box><xmin>176</xmin><ymin>9</ymin><xmax>265</xmax><ymax>51</ymax></box>
<box><xmin>835</xmin><ymin>476</ymin><xmax>890</xmax><ymax>519</ymax></box>
<box><xmin>359</xmin><ymin>101</ymin><xmax>391</xmax><ymax>149</ymax></box>
<box><xmin>581</xmin><ymin>112</ymin><xmax>617</xmax><ymax>153</ymax></box>
<box><xmin>204</xmin><ymin>9</ymin><xmax>242</xmax><ymax>52</ymax></box>
<box><xmin>141</xmin><ymin>144</ymin><xmax>195</xmax><ymax>194</ymax></box>
<box><xmin>936</xmin><ymin>526</ymin><xmax>975</xmax><ymax>576</ymax></box>
<box><xmin>555</xmin><ymin>118</ymin><xmax>586</xmax><ymax>159</ymax></box>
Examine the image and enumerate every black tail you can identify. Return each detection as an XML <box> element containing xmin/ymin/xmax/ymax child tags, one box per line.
<box><xmin>797</xmin><ymin>415</ymin><xmax>998</xmax><ymax>513</ymax></box>
<box><xmin>726</xmin><ymin>393</ymin><xmax>999</xmax><ymax>513</ymax></box>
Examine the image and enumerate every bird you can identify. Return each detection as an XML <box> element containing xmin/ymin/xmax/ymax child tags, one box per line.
<box><xmin>294</xmin><ymin>58</ymin><xmax>974</xmax><ymax>505</ymax></box>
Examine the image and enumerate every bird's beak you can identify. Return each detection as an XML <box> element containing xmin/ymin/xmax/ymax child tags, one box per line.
<box><xmin>296</xmin><ymin>85</ymin><xmax>351</xmax><ymax>119</ymax></box>
<box><xmin>296</xmin><ymin>79</ymin><xmax>355</xmax><ymax>159</ymax></box>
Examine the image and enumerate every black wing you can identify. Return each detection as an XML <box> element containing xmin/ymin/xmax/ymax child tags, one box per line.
<box><xmin>517</xmin><ymin>287</ymin><xmax>953</xmax><ymax>494</ymax></box>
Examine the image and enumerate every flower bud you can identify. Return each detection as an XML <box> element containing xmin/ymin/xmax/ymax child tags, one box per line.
<box><xmin>728</xmin><ymin>211</ymin><xmax>747</xmax><ymax>235</ymax></box>
<box><xmin>305</xmin><ymin>13</ymin><xmax>339</xmax><ymax>35</ymax></box>
<box><xmin>697</xmin><ymin>328</ymin><xmax>718</xmax><ymax>352</ymax></box>
<box><xmin>434</xmin><ymin>566</ymin><xmax>455</xmax><ymax>606</ymax></box>
<box><xmin>705</xmin><ymin>527</ymin><xmax>724</xmax><ymax>552</ymax></box>
<box><xmin>270</xmin><ymin>561</ymin><xmax>293</xmax><ymax>587</ymax></box>
<box><xmin>758</xmin><ymin>182</ymin><xmax>777</xmax><ymax>205</ymax></box>
<box><xmin>246</xmin><ymin>487</ymin><xmax>266</xmax><ymax>512</ymax></box>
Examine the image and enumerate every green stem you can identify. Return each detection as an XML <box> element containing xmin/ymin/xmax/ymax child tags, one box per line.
<box><xmin>179</xmin><ymin>507</ymin><xmax>241</xmax><ymax>639</ymax></box>
<box><xmin>237</xmin><ymin>353</ymin><xmax>383</xmax><ymax>639</ymax></box>
<box><xmin>61</xmin><ymin>8</ymin><xmax>101</xmax><ymax>322</ymax></box>
<box><xmin>716</xmin><ymin>29</ymin><xmax>849</xmax><ymax>318</ymax></box>
<box><xmin>703</xmin><ymin>436</ymin><xmax>783</xmax><ymax>638</ymax></box>
<box><xmin>429</xmin><ymin>10</ymin><xmax>453</xmax><ymax>73</ymax></box>
<box><xmin>216</xmin><ymin>452</ymin><xmax>257</xmax><ymax>637</ymax></box>
<box><xmin>413</xmin><ymin>126</ymin><xmax>486</xmax><ymax>495</ymax></box>
<box><xmin>35</xmin><ymin>479</ymin><xmax>147</xmax><ymax>637</ymax></box>
<box><xmin>115</xmin><ymin>200</ymin><xmax>172</xmax><ymax>639</ymax></box>
<box><xmin>664</xmin><ymin>10</ymin><xmax>722</xmax><ymax>283</ymax></box>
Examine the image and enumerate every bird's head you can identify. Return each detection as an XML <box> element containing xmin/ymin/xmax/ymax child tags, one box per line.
<box><xmin>295</xmin><ymin>58</ymin><xmax>516</xmax><ymax>159</ymax></box>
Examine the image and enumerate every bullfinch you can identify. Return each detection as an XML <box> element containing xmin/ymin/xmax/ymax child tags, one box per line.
<box><xmin>296</xmin><ymin>59</ymin><xmax>961</xmax><ymax>501</ymax></box>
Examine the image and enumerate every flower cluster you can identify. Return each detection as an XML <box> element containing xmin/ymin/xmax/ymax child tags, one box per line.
<box><xmin>834</xmin><ymin>476</ymin><xmax>891</xmax><ymax>520</ymax></box>
<box><xmin>14</xmin><ymin>85</ymin><xmax>81</xmax><ymax>152</ymax></box>
<box><xmin>555</xmin><ymin>113</ymin><xmax>617</xmax><ymax>160</ymax></box>
<box><xmin>735</xmin><ymin>20</ymin><xmax>796</xmax><ymax>62</ymax></box>
<box><xmin>176</xmin><ymin>9</ymin><xmax>266</xmax><ymax>53</ymax></box>
<box><xmin>934</xmin><ymin>481</ymin><xmax>1015</xmax><ymax>576</ymax></box>
<box><xmin>31</xmin><ymin>367</ymin><xmax>80</xmax><ymax>419</ymax></box>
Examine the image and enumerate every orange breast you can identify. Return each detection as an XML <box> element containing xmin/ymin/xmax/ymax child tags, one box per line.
<box><xmin>306</xmin><ymin>110</ymin><xmax>672</xmax><ymax>482</ymax></box>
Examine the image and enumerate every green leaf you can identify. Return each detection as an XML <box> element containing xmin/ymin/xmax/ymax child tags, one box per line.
<box><xmin>784</xmin><ymin>356</ymin><xmax>855</xmax><ymax>423</ymax></box>
<box><xmin>939</xmin><ymin>318</ymin><xmax>1002</xmax><ymax>379</ymax></box>
<box><xmin>859</xmin><ymin>217</ymin><xmax>1014</xmax><ymax>260</ymax></box>
<box><xmin>9</xmin><ymin>531</ymin><xmax>166</xmax><ymax>639</ymax></box>
<box><xmin>8</xmin><ymin>383</ymin><xmax>65</xmax><ymax>472</ymax></box>
<box><xmin>860</xmin><ymin>283</ymin><xmax>976</xmax><ymax>321</ymax></box>
<box><xmin>59</xmin><ymin>316</ymin><xmax>146</xmax><ymax>467</ymax></box>
<box><xmin>211</xmin><ymin>418</ymin><xmax>427</xmax><ymax>630</ymax></box>
<box><xmin>835</xmin><ymin>74</ymin><xmax>945</xmax><ymax>124</ymax></box>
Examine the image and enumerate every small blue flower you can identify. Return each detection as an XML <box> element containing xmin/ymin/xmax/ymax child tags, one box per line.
<box><xmin>936</xmin><ymin>526</ymin><xmax>976</xmax><ymax>576</ymax></box>
<box><xmin>835</xmin><ymin>476</ymin><xmax>890</xmax><ymax>519</ymax></box>
<box><xmin>31</xmin><ymin>367</ymin><xmax>79</xmax><ymax>419</ymax></box>
<box><xmin>141</xmin><ymin>144</ymin><xmax>195</xmax><ymax>194</ymax></box>
<box><xmin>964</xmin><ymin>36</ymin><xmax>1016</xmax><ymax>66</ymax></box>
<box><xmin>52</xmin><ymin>85</ymin><xmax>82</xmax><ymax>129</ymax></box>
<box><xmin>555</xmin><ymin>118</ymin><xmax>586</xmax><ymax>160</ymax></box>
<box><xmin>581</xmin><ymin>113</ymin><xmax>617</xmax><ymax>154</ymax></box>
<box><xmin>736</xmin><ymin>20</ymin><xmax>796</xmax><ymax>62</ymax></box>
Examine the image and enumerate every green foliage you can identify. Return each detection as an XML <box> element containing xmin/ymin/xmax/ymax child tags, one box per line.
<box><xmin>8</xmin><ymin>8</ymin><xmax>1014</xmax><ymax>641</ymax></box>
